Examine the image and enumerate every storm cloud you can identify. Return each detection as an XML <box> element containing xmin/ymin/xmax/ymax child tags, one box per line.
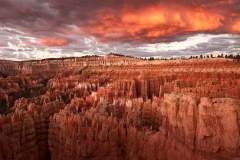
<box><xmin>0</xmin><ymin>0</ymin><xmax>240</xmax><ymax>60</ymax></box>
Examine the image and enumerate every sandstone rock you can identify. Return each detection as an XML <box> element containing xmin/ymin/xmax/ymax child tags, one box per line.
<box><xmin>1</xmin><ymin>56</ymin><xmax>240</xmax><ymax>160</ymax></box>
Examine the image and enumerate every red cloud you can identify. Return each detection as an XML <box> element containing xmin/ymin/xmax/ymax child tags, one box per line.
<box><xmin>39</xmin><ymin>36</ymin><xmax>69</xmax><ymax>46</ymax></box>
<box><xmin>81</xmin><ymin>4</ymin><xmax>228</xmax><ymax>43</ymax></box>
<box><xmin>1</xmin><ymin>0</ymin><xmax>240</xmax><ymax>45</ymax></box>
<box><xmin>10</xmin><ymin>40</ymin><xmax>20</xmax><ymax>46</ymax></box>
<box><xmin>24</xmin><ymin>40</ymin><xmax>35</xmax><ymax>46</ymax></box>
<box><xmin>231</xmin><ymin>19</ymin><xmax>240</xmax><ymax>33</ymax></box>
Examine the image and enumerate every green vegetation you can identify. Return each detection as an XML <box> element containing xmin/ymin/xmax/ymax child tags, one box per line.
<box><xmin>0</xmin><ymin>71</ymin><xmax>8</xmax><ymax>78</ymax></box>
<box><xmin>189</xmin><ymin>53</ymin><xmax>240</xmax><ymax>61</ymax></box>
<box><xmin>22</xmin><ymin>55</ymin><xmax>101</xmax><ymax>62</ymax></box>
<box><xmin>75</xmin><ymin>66</ymin><xmax>88</xmax><ymax>75</ymax></box>
<box><xmin>80</xmin><ymin>55</ymin><xmax>101</xmax><ymax>58</ymax></box>
<box><xmin>225</xmin><ymin>54</ymin><xmax>240</xmax><ymax>60</ymax></box>
<box><xmin>0</xmin><ymin>78</ymin><xmax>50</xmax><ymax>115</ymax></box>
<box><xmin>109</xmin><ymin>53</ymin><xmax>240</xmax><ymax>61</ymax></box>
<box><xmin>8</xmin><ymin>52</ymin><xmax>240</xmax><ymax>63</ymax></box>
<box><xmin>148</xmin><ymin>57</ymin><xmax>155</xmax><ymax>61</ymax></box>
<box><xmin>109</xmin><ymin>53</ymin><xmax>135</xmax><ymax>58</ymax></box>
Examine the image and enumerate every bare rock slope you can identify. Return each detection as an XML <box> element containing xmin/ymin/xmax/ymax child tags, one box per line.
<box><xmin>1</xmin><ymin>55</ymin><xmax>240</xmax><ymax>160</ymax></box>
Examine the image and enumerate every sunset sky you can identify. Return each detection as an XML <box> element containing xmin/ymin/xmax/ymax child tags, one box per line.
<box><xmin>0</xmin><ymin>0</ymin><xmax>240</xmax><ymax>60</ymax></box>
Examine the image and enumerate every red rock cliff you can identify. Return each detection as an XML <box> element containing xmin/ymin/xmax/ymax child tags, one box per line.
<box><xmin>1</xmin><ymin>56</ymin><xmax>240</xmax><ymax>160</ymax></box>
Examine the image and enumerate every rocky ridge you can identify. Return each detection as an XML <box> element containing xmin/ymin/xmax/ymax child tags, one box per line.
<box><xmin>1</xmin><ymin>54</ymin><xmax>240</xmax><ymax>160</ymax></box>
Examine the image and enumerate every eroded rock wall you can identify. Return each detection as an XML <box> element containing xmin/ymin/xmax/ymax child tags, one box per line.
<box><xmin>1</xmin><ymin>57</ymin><xmax>240</xmax><ymax>160</ymax></box>
<box><xmin>47</xmin><ymin>94</ymin><xmax>240</xmax><ymax>160</ymax></box>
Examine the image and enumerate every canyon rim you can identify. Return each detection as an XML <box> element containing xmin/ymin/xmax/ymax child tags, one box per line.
<box><xmin>0</xmin><ymin>54</ymin><xmax>240</xmax><ymax>160</ymax></box>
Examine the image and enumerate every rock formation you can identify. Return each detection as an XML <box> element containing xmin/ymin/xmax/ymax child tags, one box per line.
<box><xmin>1</xmin><ymin>54</ymin><xmax>240</xmax><ymax>160</ymax></box>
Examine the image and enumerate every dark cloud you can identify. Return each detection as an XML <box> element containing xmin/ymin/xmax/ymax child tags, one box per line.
<box><xmin>196</xmin><ymin>42</ymin><xmax>208</xmax><ymax>48</ymax></box>
<box><xmin>0</xmin><ymin>0</ymin><xmax>240</xmax><ymax>60</ymax></box>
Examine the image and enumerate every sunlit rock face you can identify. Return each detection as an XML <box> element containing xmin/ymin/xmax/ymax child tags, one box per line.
<box><xmin>1</xmin><ymin>55</ymin><xmax>240</xmax><ymax>160</ymax></box>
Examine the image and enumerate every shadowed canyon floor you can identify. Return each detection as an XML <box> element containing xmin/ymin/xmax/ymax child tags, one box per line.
<box><xmin>1</xmin><ymin>54</ymin><xmax>240</xmax><ymax>160</ymax></box>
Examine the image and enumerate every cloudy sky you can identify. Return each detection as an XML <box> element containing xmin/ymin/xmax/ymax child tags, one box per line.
<box><xmin>0</xmin><ymin>0</ymin><xmax>240</xmax><ymax>60</ymax></box>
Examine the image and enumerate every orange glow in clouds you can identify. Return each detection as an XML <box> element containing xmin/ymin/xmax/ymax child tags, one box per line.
<box><xmin>36</xmin><ymin>1</ymin><xmax>240</xmax><ymax>46</ymax></box>
<box><xmin>40</xmin><ymin>37</ymin><xmax>69</xmax><ymax>46</ymax></box>
<box><xmin>232</xmin><ymin>20</ymin><xmax>240</xmax><ymax>33</ymax></box>
<box><xmin>81</xmin><ymin>5</ymin><xmax>228</xmax><ymax>43</ymax></box>
<box><xmin>24</xmin><ymin>40</ymin><xmax>35</xmax><ymax>46</ymax></box>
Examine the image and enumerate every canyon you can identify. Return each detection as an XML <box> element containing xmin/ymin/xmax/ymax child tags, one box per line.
<box><xmin>1</xmin><ymin>54</ymin><xmax>240</xmax><ymax>160</ymax></box>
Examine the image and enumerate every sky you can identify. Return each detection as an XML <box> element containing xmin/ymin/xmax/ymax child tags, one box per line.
<box><xmin>0</xmin><ymin>0</ymin><xmax>240</xmax><ymax>61</ymax></box>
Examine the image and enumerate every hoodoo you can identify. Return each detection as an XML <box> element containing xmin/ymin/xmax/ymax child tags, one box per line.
<box><xmin>1</xmin><ymin>54</ymin><xmax>240</xmax><ymax>160</ymax></box>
